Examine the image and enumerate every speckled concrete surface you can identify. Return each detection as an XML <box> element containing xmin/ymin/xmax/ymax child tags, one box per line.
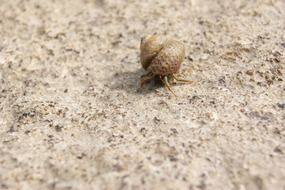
<box><xmin>0</xmin><ymin>0</ymin><xmax>284</xmax><ymax>189</ymax></box>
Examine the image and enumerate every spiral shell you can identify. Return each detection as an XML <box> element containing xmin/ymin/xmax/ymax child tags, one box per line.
<box><xmin>140</xmin><ymin>34</ymin><xmax>165</xmax><ymax>70</ymax></box>
<box><xmin>140</xmin><ymin>34</ymin><xmax>185</xmax><ymax>75</ymax></box>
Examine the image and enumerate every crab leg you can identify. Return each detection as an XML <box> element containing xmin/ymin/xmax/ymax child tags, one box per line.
<box><xmin>160</xmin><ymin>76</ymin><xmax>176</xmax><ymax>96</ymax></box>
<box><xmin>140</xmin><ymin>72</ymin><xmax>155</xmax><ymax>88</ymax></box>
<box><xmin>171</xmin><ymin>74</ymin><xmax>193</xmax><ymax>84</ymax></box>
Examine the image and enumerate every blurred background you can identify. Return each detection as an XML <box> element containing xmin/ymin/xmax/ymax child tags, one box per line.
<box><xmin>0</xmin><ymin>0</ymin><xmax>284</xmax><ymax>189</ymax></box>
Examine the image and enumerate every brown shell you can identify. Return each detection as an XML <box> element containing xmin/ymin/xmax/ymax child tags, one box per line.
<box><xmin>140</xmin><ymin>35</ymin><xmax>165</xmax><ymax>70</ymax></box>
<box><xmin>147</xmin><ymin>40</ymin><xmax>185</xmax><ymax>76</ymax></box>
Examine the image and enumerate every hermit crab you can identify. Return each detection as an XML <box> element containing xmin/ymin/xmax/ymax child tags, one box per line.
<box><xmin>140</xmin><ymin>34</ymin><xmax>192</xmax><ymax>96</ymax></box>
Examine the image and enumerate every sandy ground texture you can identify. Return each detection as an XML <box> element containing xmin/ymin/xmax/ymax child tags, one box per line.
<box><xmin>0</xmin><ymin>0</ymin><xmax>285</xmax><ymax>189</ymax></box>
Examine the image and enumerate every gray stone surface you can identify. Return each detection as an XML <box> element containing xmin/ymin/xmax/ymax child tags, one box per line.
<box><xmin>0</xmin><ymin>0</ymin><xmax>284</xmax><ymax>189</ymax></box>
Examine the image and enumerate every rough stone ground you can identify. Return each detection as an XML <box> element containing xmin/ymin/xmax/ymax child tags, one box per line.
<box><xmin>0</xmin><ymin>0</ymin><xmax>284</xmax><ymax>189</ymax></box>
